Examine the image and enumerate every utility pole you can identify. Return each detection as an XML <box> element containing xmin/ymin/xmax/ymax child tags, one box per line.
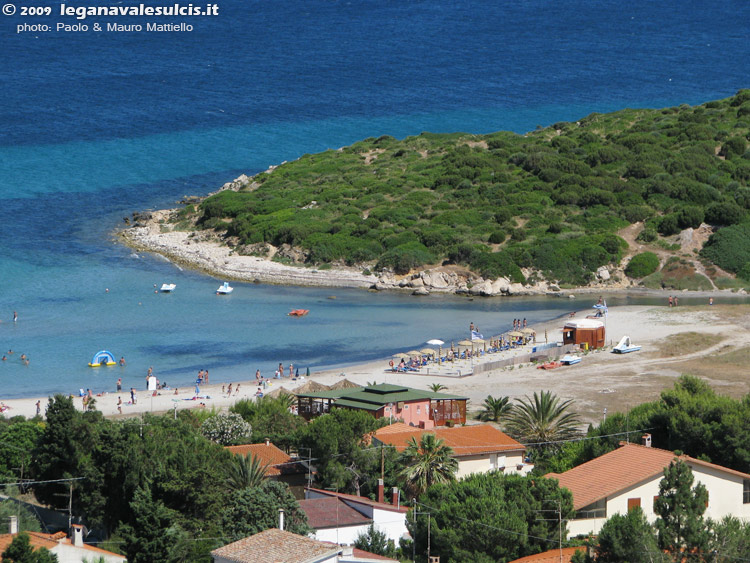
<box><xmin>413</xmin><ymin>508</ymin><xmax>432</xmax><ymax>561</ymax></box>
<box><xmin>380</xmin><ymin>445</ymin><xmax>384</xmax><ymax>482</ymax></box>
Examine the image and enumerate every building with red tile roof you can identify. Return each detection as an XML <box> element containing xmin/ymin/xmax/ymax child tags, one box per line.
<box><xmin>210</xmin><ymin>528</ymin><xmax>398</xmax><ymax>563</ymax></box>
<box><xmin>226</xmin><ymin>440</ymin><xmax>308</xmax><ymax>498</ymax></box>
<box><xmin>507</xmin><ymin>546</ymin><xmax>585</xmax><ymax>563</ymax></box>
<box><xmin>0</xmin><ymin>524</ymin><xmax>125</xmax><ymax>563</ymax></box>
<box><xmin>304</xmin><ymin>488</ymin><xmax>410</xmax><ymax>547</ymax></box>
<box><xmin>547</xmin><ymin>439</ymin><xmax>750</xmax><ymax>537</ymax></box>
<box><xmin>372</xmin><ymin>423</ymin><xmax>532</xmax><ymax>478</ymax></box>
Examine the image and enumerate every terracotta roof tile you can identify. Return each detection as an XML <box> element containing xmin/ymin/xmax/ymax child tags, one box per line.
<box><xmin>350</xmin><ymin>547</ymin><xmax>400</xmax><ymax>562</ymax></box>
<box><xmin>306</xmin><ymin>488</ymin><xmax>409</xmax><ymax>513</ymax></box>
<box><xmin>226</xmin><ymin>442</ymin><xmax>305</xmax><ymax>477</ymax></box>
<box><xmin>546</xmin><ymin>443</ymin><xmax>750</xmax><ymax>510</ymax></box>
<box><xmin>507</xmin><ymin>546</ymin><xmax>584</xmax><ymax>563</ymax></box>
<box><xmin>298</xmin><ymin>497</ymin><xmax>372</xmax><ymax>529</ymax></box>
<box><xmin>211</xmin><ymin>528</ymin><xmax>339</xmax><ymax>563</ymax></box>
<box><xmin>373</xmin><ymin>423</ymin><xmax>525</xmax><ymax>457</ymax></box>
<box><xmin>0</xmin><ymin>532</ymin><xmax>125</xmax><ymax>559</ymax></box>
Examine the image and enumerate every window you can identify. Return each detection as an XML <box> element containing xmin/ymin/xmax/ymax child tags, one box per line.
<box><xmin>744</xmin><ymin>480</ymin><xmax>750</xmax><ymax>504</ymax></box>
<box><xmin>576</xmin><ymin>498</ymin><xmax>606</xmax><ymax>520</ymax></box>
<box><xmin>627</xmin><ymin>498</ymin><xmax>641</xmax><ymax>512</ymax></box>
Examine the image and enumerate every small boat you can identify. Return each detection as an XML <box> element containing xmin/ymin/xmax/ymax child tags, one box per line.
<box><xmin>216</xmin><ymin>282</ymin><xmax>233</xmax><ymax>294</ymax></box>
<box><xmin>560</xmin><ymin>355</ymin><xmax>582</xmax><ymax>365</ymax></box>
<box><xmin>613</xmin><ymin>335</ymin><xmax>641</xmax><ymax>354</ymax></box>
<box><xmin>160</xmin><ymin>283</ymin><xmax>176</xmax><ymax>292</ymax></box>
<box><xmin>537</xmin><ymin>361</ymin><xmax>562</xmax><ymax>370</ymax></box>
<box><xmin>288</xmin><ymin>309</ymin><xmax>309</xmax><ymax>317</ymax></box>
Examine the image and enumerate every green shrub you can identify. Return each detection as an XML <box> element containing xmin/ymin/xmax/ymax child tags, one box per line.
<box><xmin>704</xmin><ymin>201</ymin><xmax>745</xmax><ymax>226</ymax></box>
<box><xmin>701</xmin><ymin>223</ymin><xmax>750</xmax><ymax>274</ymax></box>
<box><xmin>376</xmin><ymin>242</ymin><xmax>436</xmax><ymax>275</ymax></box>
<box><xmin>625</xmin><ymin>252</ymin><xmax>660</xmax><ymax>278</ymax></box>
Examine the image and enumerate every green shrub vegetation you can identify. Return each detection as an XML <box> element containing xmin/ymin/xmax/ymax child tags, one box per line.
<box><xmin>625</xmin><ymin>252</ymin><xmax>660</xmax><ymax>278</ymax></box>
<box><xmin>172</xmin><ymin>92</ymin><xmax>750</xmax><ymax>286</ymax></box>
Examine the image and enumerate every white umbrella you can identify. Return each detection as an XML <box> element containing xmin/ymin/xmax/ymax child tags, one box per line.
<box><xmin>427</xmin><ymin>339</ymin><xmax>444</xmax><ymax>346</ymax></box>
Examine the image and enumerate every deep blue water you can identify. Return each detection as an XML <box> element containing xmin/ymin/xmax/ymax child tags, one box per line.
<box><xmin>1</xmin><ymin>1</ymin><xmax>749</xmax><ymax>399</ymax></box>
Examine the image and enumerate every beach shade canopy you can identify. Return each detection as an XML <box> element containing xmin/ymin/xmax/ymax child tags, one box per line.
<box><xmin>426</xmin><ymin>339</ymin><xmax>445</xmax><ymax>346</ymax></box>
<box><xmin>457</xmin><ymin>339</ymin><xmax>474</xmax><ymax>346</ymax></box>
<box><xmin>508</xmin><ymin>331</ymin><xmax>524</xmax><ymax>337</ymax></box>
<box><xmin>420</xmin><ymin>348</ymin><xmax>436</xmax><ymax>355</ymax></box>
<box><xmin>264</xmin><ymin>386</ymin><xmax>292</xmax><ymax>398</ymax></box>
<box><xmin>471</xmin><ymin>338</ymin><xmax>485</xmax><ymax>344</ymax></box>
<box><xmin>406</xmin><ymin>350</ymin><xmax>423</xmax><ymax>357</ymax></box>
<box><xmin>521</xmin><ymin>327</ymin><xmax>536</xmax><ymax>334</ymax></box>
<box><xmin>392</xmin><ymin>352</ymin><xmax>409</xmax><ymax>360</ymax></box>
<box><xmin>329</xmin><ymin>378</ymin><xmax>360</xmax><ymax>390</ymax></box>
<box><xmin>293</xmin><ymin>380</ymin><xmax>331</xmax><ymax>395</ymax></box>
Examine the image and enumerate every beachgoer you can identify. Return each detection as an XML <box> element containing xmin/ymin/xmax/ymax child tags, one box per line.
<box><xmin>7</xmin><ymin>350</ymin><xmax>12</xmax><ymax>354</ymax></box>
<box><xmin>235</xmin><ymin>384</ymin><xmax>240</xmax><ymax>395</ymax></box>
<box><xmin>255</xmin><ymin>369</ymin><xmax>261</xmax><ymax>381</ymax></box>
<box><xmin>222</xmin><ymin>384</ymin><xmax>225</xmax><ymax>393</ymax></box>
<box><xmin>130</xmin><ymin>388</ymin><xmax>136</xmax><ymax>404</ymax></box>
<box><xmin>709</xmin><ymin>297</ymin><xmax>714</xmax><ymax>306</ymax></box>
<box><xmin>20</xmin><ymin>354</ymin><xmax>26</xmax><ymax>361</ymax></box>
<box><xmin>119</xmin><ymin>357</ymin><xmax>126</xmax><ymax>366</ymax></box>
<box><xmin>278</xmin><ymin>362</ymin><xmax>284</xmax><ymax>376</ymax></box>
<box><xmin>147</xmin><ymin>366</ymin><xmax>153</xmax><ymax>377</ymax></box>
<box><xmin>389</xmin><ymin>359</ymin><xmax>394</xmax><ymax>371</ymax></box>
<box><xmin>275</xmin><ymin>369</ymin><xmax>280</xmax><ymax>379</ymax></box>
<box><xmin>1</xmin><ymin>356</ymin><xmax>5</xmax><ymax>361</ymax></box>
<box><xmin>13</xmin><ymin>311</ymin><xmax>17</xmax><ymax>322</ymax></box>
<box><xmin>204</xmin><ymin>370</ymin><xmax>209</xmax><ymax>384</ymax></box>
<box><xmin>674</xmin><ymin>297</ymin><xmax>678</xmax><ymax>306</ymax></box>
<box><xmin>197</xmin><ymin>370</ymin><xmax>203</xmax><ymax>383</ymax></box>
<box><xmin>469</xmin><ymin>322</ymin><xmax>475</xmax><ymax>332</ymax></box>
<box><xmin>289</xmin><ymin>364</ymin><xmax>294</xmax><ymax>378</ymax></box>
<box><xmin>117</xmin><ymin>396</ymin><xmax>122</xmax><ymax>414</ymax></box>
<box><xmin>116</xmin><ymin>378</ymin><xmax>122</xmax><ymax>392</ymax></box>
<box><xmin>668</xmin><ymin>296</ymin><xmax>673</xmax><ymax>307</ymax></box>
<box><xmin>227</xmin><ymin>383</ymin><xmax>233</xmax><ymax>397</ymax></box>
<box><xmin>174</xmin><ymin>388</ymin><xmax>178</xmax><ymax>395</ymax></box>
<box><xmin>35</xmin><ymin>400</ymin><xmax>41</xmax><ymax>416</ymax></box>
<box><xmin>523</xmin><ymin>318</ymin><xmax>527</xmax><ymax>328</ymax></box>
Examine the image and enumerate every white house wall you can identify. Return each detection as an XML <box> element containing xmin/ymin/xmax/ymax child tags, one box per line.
<box><xmin>567</xmin><ymin>462</ymin><xmax>750</xmax><ymax>538</ymax></box>
<box><xmin>313</xmin><ymin>524</ymin><xmax>372</xmax><ymax>546</ymax></box>
<box><xmin>456</xmin><ymin>451</ymin><xmax>529</xmax><ymax>479</ymax></box>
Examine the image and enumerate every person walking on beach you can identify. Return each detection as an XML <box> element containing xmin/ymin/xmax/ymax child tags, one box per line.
<box><xmin>227</xmin><ymin>383</ymin><xmax>233</xmax><ymax>397</ymax></box>
<box><xmin>255</xmin><ymin>369</ymin><xmax>261</xmax><ymax>382</ymax></box>
<box><xmin>117</xmin><ymin>396</ymin><xmax>122</xmax><ymax>414</ymax></box>
<box><xmin>289</xmin><ymin>364</ymin><xmax>294</xmax><ymax>378</ymax></box>
<box><xmin>116</xmin><ymin>378</ymin><xmax>122</xmax><ymax>392</ymax></box>
<box><xmin>35</xmin><ymin>400</ymin><xmax>41</xmax><ymax>416</ymax></box>
<box><xmin>204</xmin><ymin>369</ymin><xmax>209</xmax><ymax>384</ymax></box>
<box><xmin>130</xmin><ymin>388</ymin><xmax>136</xmax><ymax>405</ymax></box>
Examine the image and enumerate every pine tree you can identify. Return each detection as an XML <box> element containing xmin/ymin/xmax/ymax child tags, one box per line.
<box><xmin>654</xmin><ymin>459</ymin><xmax>710</xmax><ymax>558</ymax></box>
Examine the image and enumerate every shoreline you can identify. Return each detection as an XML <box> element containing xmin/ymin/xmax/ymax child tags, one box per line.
<box><xmin>4</xmin><ymin>303</ymin><xmax>750</xmax><ymax>425</ymax></box>
<box><xmin>116</xmin><ymin>210</ymin><xmax>747</xmax><ymax>298</ymax></box>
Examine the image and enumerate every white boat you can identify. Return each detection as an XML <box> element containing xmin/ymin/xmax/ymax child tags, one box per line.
<box><xmin>613</xmin><ymin>335</ymin><xmax>641</xmax><ymax>354</ymax></box>
<box><xmin>216</xmin><ymin>282</ymin><xmax>233</xmax><ymax>294</ymax></box>
<box><xmin>560</xmin><ymin>354</ymin><xmax>582</xmax><ymax>365</ymax></box>
<box><xmin>160</xmin><ymin>283</ymin><xmax>176</xmax><ymax>292</ymax></box>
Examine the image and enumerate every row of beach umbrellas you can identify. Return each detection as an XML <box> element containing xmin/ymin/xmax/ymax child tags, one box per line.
<box><xmin>391</xmin><ymin>328</ymin><xmax>537</xmax><ymax>360</ymax></box>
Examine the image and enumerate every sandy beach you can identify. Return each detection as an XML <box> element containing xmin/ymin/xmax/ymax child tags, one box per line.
<box><xmin>3</xmin><ymin>302</ymin><xmax>748</xmax><ymax>425</ymax></box>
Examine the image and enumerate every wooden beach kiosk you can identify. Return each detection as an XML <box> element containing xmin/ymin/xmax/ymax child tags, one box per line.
<box><xmin>562</xmin><ymin>318</ymin><xmax>605</xmax><ymax>350</ymax></box>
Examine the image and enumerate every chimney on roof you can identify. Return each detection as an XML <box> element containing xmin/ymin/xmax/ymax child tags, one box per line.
<box><xmin>278</xmin><ymin>508</ymin><xmax>285</xmax><ymax>531</ymax></box>
<box><xmin>71</xmin><ymin>524</ymin><xmax>84</xmax><ymax>547</ymax></box>
<box><xmin>377</xmin><ymin>479</ymin><xmax>384</xmax><ymax>504</ymax></box>
<box><xmin>341</xmin><ymin>546</ymin><xmax>354</xmax><ymax>556</ymax></box>
<box><xmin>391</xmin><ymin>486</ymin><xmax>400</xmax><ymax>509</ymax></box>
<box><xmin>265</xmin><ymin>438</ymin><xmax>270</xmax><ymax>446</ymax></box>
<box><xmin>9</xmin><ymin>516</ymin><xmax>18</xmax><ymax>535</ymax></box>
<box><xmin>642</xmin><ymin>433</ymin><xmax>652</xmax><ymax>448</ymax></box>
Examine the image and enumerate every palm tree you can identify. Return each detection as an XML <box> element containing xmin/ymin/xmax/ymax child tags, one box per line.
<box><xmin>226</xmin><ymin>453</ymin><xmax>269</xmax><ymax>490</ymax></box>
<box><xmin>397</xmin><ymin>434</ymin><xmax>458</xmax><ymax>498</ymax></box>
<box><xmin>476</xmin><ymin>395</ymin><xmax>512</xmax><ymax>422</ymax></box>
<box><xmin>505</xmin><ymin>390</ymin><xmax>581</xmax><ymax>448</ymax></box>
<box><xmin>428</xmin><ymin>383</ymin><xmax>447</xmax><ymax>393</ymax></box>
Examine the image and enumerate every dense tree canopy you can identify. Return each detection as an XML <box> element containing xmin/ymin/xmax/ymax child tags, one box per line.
<box><xmin>166</xmin><ymin>92</ymin><xmax>750</xmax><ymax>286</ymax></box>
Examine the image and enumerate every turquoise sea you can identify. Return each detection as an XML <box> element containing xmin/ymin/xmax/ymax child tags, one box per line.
<box><xmin>1</xmin><ymin>1</ymin><xmax>749</xmax><ymax>399</ymax></box>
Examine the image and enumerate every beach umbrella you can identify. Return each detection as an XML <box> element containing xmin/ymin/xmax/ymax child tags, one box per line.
<box><xmin>508</xmin><ymin>331</ymin><xmax>523</xmax><ymax>337</ymax></box>
<box><xmin>471</xmin><ymin>338</ymin><xmax>485</xmax><ymax>344</ymax></box>
<box><xmin>457</xmin><ymin>339</ymin><xmax>474</xmax><ymax>346</ymax></box>
<box><xmin>427</xmin><ymin>339</ymin><xmax>444</xmax><ymax>346</ymax></box>
<box><xmin>392</xmin><ymin>352</ymin><xmax>409</xmax><ymax>359</ymax></box>
<box><xmin>521</xmin><ymin>328</ymin><xmax>535</xmax><ymax>334</ymax></box>
<box><xmin>420</xmin><ymin>348</ymin><xmax>436</xmax><ymax>355</ymax></box>
<box><xmin>407</xmin><ymin>350</ymin><xmax>423</xmax><ymax>357</ymax></box>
